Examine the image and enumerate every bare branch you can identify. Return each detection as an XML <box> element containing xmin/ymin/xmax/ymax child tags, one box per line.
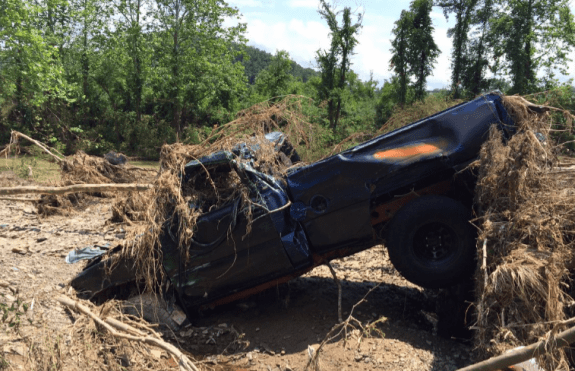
<box><xmin>0</xmin><ymin>183</ymin><xmax>152</xmax><ymax>196</ymax></box>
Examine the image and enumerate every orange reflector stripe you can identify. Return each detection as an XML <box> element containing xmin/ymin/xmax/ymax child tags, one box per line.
<box><xmin>374</xmin><ymin>143</ymin><xmax>440</xmax><ymax>159</ymax></box>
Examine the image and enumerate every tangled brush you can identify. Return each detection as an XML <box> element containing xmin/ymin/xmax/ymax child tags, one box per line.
<box><xmin>37</xmin><ymin>151</ymin><xmax>158</xmax><ymax>215</ymax></box>
<box><xmin>1</xmin><ymin>131</ymin><xmax>156</xmax><ymax>215</ymax></box>
<box><xmin>111</xmin><ymin>95</ymin><xmax>313</xmax><ymax>293</ymax></box>
<box><xmin>474</xmin><ymin>95</ymin><xmax>575</xmax><ymax>370</ymax></box>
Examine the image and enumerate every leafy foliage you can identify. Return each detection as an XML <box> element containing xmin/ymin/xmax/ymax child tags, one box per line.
<box><xmin>494</xmin><ymin>0</ymin><xmax>575</xmax><ymax>93</ymax></box>
<box><xmin>438</xmin><ymin>0</ymin><xmax>575</xmax><ymax>96</ymax></box>
<box><xmin>408</xmin><ymin>0</ymin><xmax>440</xmax><ymax>101</ymax></box>
<box><xmin>316</xmin><ymin>0</ymin><xmax>363</xmax><ymax>130</ymax></box>
<box><xmin>236</xmin><ymin>45</ymin><xmax>317</xmax><ymax>84</ymax></box>
<box><xmin>255</xmin><ymin>50</ymin><xmax>294</xmax><ymax>100</ymax></box>
<box><xmin>390</xmin><ymin>10</ymin><xmax>413</xmax><ymax>106</ymax></box>
<box><xmin>436</xmin><ymin>0</ymin><xmax>477</xmax><ymax>98</ymax></box>
<box><xmin>0</xmin><ymin>0</ymin><xmax>573</xmax><ymax>160</ymax></box>
<box><xmin>391</xmin><ymin>0</ymin><xmax>440</xmax><ymax>103</ymax></box>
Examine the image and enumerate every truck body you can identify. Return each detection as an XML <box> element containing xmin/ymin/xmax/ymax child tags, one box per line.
<box><xmin>72</xmin><ymin>93</ymin><xmax>514</xmax><ymax>321</ymax></box>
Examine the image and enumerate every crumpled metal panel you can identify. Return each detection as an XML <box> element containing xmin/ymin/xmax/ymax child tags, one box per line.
<box><xmin>286</xmin><ymin>93</ymin><xmax>513</xmax><ymax>252</ymax></box>
<box><xmin>163</xmin><ymin>143</ymin><xmax>311</xmax><ymax>310</ymax></box>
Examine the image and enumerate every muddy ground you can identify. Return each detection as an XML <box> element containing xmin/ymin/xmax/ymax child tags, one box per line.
<box><xmin>0</xmin><ymin>171</ymin><xmax>474</xmax><ymax>371</ymax></box>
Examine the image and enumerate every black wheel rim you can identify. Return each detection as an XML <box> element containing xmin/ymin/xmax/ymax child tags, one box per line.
<box><xmin>412</xmin><ymin>222</ymin><xmax>458</xmax><ymax>264</ymax></box>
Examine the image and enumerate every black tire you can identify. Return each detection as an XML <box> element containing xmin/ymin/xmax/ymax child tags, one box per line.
<box><xmin>385</xmin><ymin>195</ymin><xmax>476</xmax><ymax>289</ymax></box>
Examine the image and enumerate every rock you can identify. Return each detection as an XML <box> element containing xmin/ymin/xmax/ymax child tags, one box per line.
<box><xmin>2</xmin><ymin>343</ymin><xmax>26</xmax><ymax>356</ymax></box>
<box><xmin>3</xmin><ymin>294</ymin><xmax>16</xmax><ymax>303</ymax></box>
<box><xmin>23</xmin><ymin>206</ymin><xmax>35</xmax><ymax>214</ymax></box>
<box><xmin>179</xmin><ymin>329</ymin><xmax>193</xmax><ymax>337</ymax></box>
<box><xmin>11</xmin><ymin>247</ymin><xmax>27</xmax><ymax>255</ymax></box>
<box><xmin>104</xmin><ymin>151</ymin><xmax>128</xmax><ymax>166</ymax></box>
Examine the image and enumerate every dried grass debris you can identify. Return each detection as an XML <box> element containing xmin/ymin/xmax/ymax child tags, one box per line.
<box><xmin>1</xmin><ymin>131</ymin><xmax>158</xmax><ymax>216</ymax></box>
<box><xmin>474</xmin><ymin>94</ymin><xmax>575</xmax><ymax>370</ymax></box>
<box><xmin>112</xmin><ymin>95</ymin><xmax>314</xmax><ymax>293</ymax></box>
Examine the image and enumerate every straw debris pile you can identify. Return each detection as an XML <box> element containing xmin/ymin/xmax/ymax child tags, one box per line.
<box><xmin>112</xmin><ymin>95</ymin><xmax>312</xmax><ymax>292</ymax></box>
<box><xmin>1</xmin><ymin>130</ymin><xmax>155</xmax><ymax>215</ymax></box>
<box><xmin>474</xmin><ymin>95</ymin><xmax>575</xmax><ymax>369</ymax></box>
<box><xmin>37</xmin><ymin>151</ymin><xmax>156</xmax><ymax>215</ymax></box>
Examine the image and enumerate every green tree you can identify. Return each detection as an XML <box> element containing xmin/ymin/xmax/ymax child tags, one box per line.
<box><xmin>255</xmin><ymin>50</ymin><xmax>294</xmax><ymax>99</ymax></box>
<box><xmin>115</xmin><ymin>0</ymin><xmax>150</xmax><ymax>122</ymax></box>
<box><xmin>0</xmin><ymin>0</ymin><xmax>68</xmax><ymax>131</ymax></box>
<box><xmin>390</xmin><ymin>10</ymin><xmax>414</xmax><ymax>107</ymax></box>
<box><xmin>463</xmin><ymin>0</ymin><xmax>494</xmax><ymax>95</ymax></box>
<box><xmin>67</xmin><ymin>0</ymin><xmax>111</xmax><ymax>119</ymax></box>
<box><xmin>150</xmin><ymin>0</ymin><xmax>246</xmax><ymax>134</ymax></box>
<box><xmin>492</xmin><ymin>0</ymin><xmax>575</xmax><ymax>94</ymax></box>
<box><xmin>316</xmin><ymin>0</ymin><xmax>362</xmax><ymax>130</ymax></box>
<box><xmin>408</xmin><ymin>0</ymin><xmax>440</xmax><ymax>101</ymax></box>
<box><xmin>436</xmin><ymin>0</ymin><xmax>477</xmax><ymax>98</ymax></box>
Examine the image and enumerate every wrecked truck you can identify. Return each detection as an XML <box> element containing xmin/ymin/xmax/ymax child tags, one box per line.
<box><xmin>71</xmin><ymin>93</ymin><xmax>514</xmax><ymax>324</ymax></box>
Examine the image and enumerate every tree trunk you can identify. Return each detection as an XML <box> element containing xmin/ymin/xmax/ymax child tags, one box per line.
<box><xmin>172</xmin><ymin>1</ymin><xmax>181</xmax><ymax>136</ymax></box>
<box><xmin>135</xmin><ymin>0</ymin><xmax>142</xmax><ymax>123</ymax></box>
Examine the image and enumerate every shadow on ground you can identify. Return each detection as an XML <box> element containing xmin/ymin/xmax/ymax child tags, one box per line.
<box><xmin>175</xmin><ymin>275</ymin><xmax>475</xmax><ymax>370</ymax></box>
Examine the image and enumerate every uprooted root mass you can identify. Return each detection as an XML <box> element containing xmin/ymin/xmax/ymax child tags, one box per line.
<box><xmin>474</xmin><ymin>95</ymin><xmax>575</xmax><ymax>370</ymax></box>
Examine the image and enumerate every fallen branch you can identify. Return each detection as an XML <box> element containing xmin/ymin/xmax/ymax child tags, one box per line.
<box><xmin>0</xmin><ymin>145</ymin><xmax>11</xmax><ymax>159</ymax></box>
<box><xmin>305</xmin><ymin>283</ymin><xmax>381</xmax><ymax>371</ymax></box>
<box><xmin>457</xmin><ymin>321</ymin><xmax>575</xmax><ymax>371</ymax></box>
<box><xmin>0</xmin><ymin>197</ymin><xmax>42</xmax><ymax>202</ymax></box>
<box><xmin>57</xmin><ymin>295</ymin><xmax>199</xmax><ymax>371</ymax></box>
<box><xmin>0</xmin><ymin>183</ymin><xmax>152</xmax><ymax>196</ymax></box>
<box><xmin>9</xmin><ymin>130</ymin><xmax>65</xmax><ymax>164</ymax></box>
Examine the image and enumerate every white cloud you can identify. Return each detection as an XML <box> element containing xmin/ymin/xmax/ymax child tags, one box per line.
<box><xmin>227</xmin><ymin>0</ymin><xmax>265</xmax><ymax>8</ymax></box>
<box><xmin>430</xmin><ymin>11</ymin><xmax>444</xmax><ymax>20</ymax></box>
<box><xmin>354</xmin><ymin>24</ymin><xmax>393</xmax><ymax>84</ymax></box>
<box><xmin>240</xmin><ymin>15</ymin><xmax>330</xmax><ymax>68</ymax></box>
<box><xmin>288</xmin><ymin>0</ymin><xmax>320</xmax><ymax>9</ymax></box>
<box><xmin>431</xmin><ymin>26</ymin><xmax>452</xmax><ymax>86</ymax></box>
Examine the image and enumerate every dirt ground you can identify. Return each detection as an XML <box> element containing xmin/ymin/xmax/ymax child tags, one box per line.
<box><xmin>0</xmin><ymin>171</ymin><xmax>474</xmax><ymax>371</ymax></box>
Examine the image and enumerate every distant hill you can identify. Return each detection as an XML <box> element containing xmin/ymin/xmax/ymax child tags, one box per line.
<box><xmin>235</xmin><ymin>45</ymin><xmax>318</xmax><ymax>84</ymax></box>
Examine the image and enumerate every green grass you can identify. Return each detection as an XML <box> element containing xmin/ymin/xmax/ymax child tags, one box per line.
<box><xmin>130</xmin><ymin>160</ymin><xmax>160</xmax><ymax>169</ymax></box>
<box><xmin>0</xmin><ymin>156</ymin><xmax>160</xmax><ymax>184</ymax></box>
<box><xmin>0</xmin><ymin>155</ymin><xmax>62</xmax><ymax>184</ymax></box>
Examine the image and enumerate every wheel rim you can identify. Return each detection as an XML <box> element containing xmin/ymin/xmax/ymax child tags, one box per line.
<box><xmin>412</xmin><ymin>222</ymin><xmax>458</xmax><ymax>264</ymax></box>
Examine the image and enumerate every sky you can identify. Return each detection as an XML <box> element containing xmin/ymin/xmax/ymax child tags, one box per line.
<box><xmin>225</xmin><ymin>0</ymin><xmax>575</xmax><ymax>90</ymax></box>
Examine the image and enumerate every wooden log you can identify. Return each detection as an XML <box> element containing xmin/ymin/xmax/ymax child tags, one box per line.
<box><xmin>457</xmin><ymin>324</ymin><xmax>575</xmax><ymax>371</ymax></box>
<box><xmin>10</xmin><ymin>131</ymin><xmax>65</xmax><ymax>164</ymax></box>
<box><xmin>0</xmin><ymin>183</ymin><xmax>152</xmax><ymax>196</ymax></box>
